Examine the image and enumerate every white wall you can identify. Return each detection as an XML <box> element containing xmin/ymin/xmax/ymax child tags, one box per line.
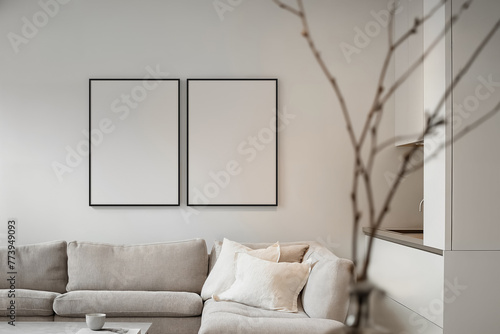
<box><xmin>0</xmin><ymin>0</ymin><xmax>422</xmax><ymax>258</ymax></box>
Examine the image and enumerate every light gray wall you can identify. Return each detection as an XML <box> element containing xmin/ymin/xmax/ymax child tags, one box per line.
<box><xmin>0</xmin><ymin>0</ymin><xmax>422</xmax><ymax>258</ymax></box>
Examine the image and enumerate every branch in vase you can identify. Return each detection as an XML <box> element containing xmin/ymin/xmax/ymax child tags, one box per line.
<box><xmin>272</xmin><ymin>0</ymin><xmax>301</xmax><ymax>17</ymax></box>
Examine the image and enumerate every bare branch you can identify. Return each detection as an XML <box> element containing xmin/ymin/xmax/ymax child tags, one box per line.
<box><xmin>367</xmin><ymin>105</ymin><xmax>385</xmax><ymax>173</ymax></box>
<box><xmin>362</xmin><ymin>170</ymin><xmax>375</xmax><ymax>226</ymax></box>
<box><xmin>272</xmin><ymin>0</ymin><xmax>301</xmax><ymax>17</ymax></box>
<box><xmin>350</xmin><ymin>167</ymin><xmax>361</xmax><ymax>269</ymax></box>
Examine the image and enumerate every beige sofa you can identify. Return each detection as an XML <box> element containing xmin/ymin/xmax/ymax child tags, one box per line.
<box><xmin>0</xmin><ymin>239</ymin><xmax>353</xmax><ymax>334</ymax></box>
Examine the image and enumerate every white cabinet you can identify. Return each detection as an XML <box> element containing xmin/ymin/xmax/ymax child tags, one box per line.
<box><xmin>395</xmin><ymin>0</ymin><xmax>425</xmax><ymax>146</ymax></box>
<box><xmin>420</xmin><ymin>0</ymin><xmax>500</xmax><ymax>332</ymax></box>
<box><xmin>369</xmin><ymin>238</ymin><xmax>444</xmax><ymax>328</ymax></box>
<box><xmin>423</xmin><ymin>0</ymin><xmax>500</xmax><ymax>251</ymax></box>
<box><xmin>443</xmin><ymin>251</ymin><xmax>500</xmax><ymax>333</ymax></box>
<box><xmin>450</xmin><ymin>0</ymin><xmax>500</xmax><ymax>250</ymax></box>
<box><xmin>373</xmin><ymin>294</ymin><xmax>443</xmax><ymax>334</ymax></box>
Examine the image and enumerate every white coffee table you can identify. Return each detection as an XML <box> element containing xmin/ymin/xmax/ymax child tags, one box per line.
<box><xmin>0</xmin><ymin>321</ymin><xmax>152</xmax><ymax>334</ymax></box>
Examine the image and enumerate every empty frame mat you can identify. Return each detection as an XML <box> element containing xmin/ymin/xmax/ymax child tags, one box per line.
<box><xmin>187</xmin><ymin>79</ymin><xmax>278</xmax><ymax>206</ymax></box>
<box><xmin>89</xmin><ymin>79</ymin><xmax>179</xmax><ymax>206</ymax></box>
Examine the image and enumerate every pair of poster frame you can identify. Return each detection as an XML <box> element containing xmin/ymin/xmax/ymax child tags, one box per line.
<box><xmin>89</xmin><ymin>78</ymin><xmax>278</xmax><ymax>207</ymax></box>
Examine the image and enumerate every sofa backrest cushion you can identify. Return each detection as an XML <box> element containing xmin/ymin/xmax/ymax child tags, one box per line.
<box><xmin>209</xmin><ymin>240</ymin><xmax>353</xmax><ymax>322</ymax></box>
<box><xmin>66</xmin><ymin>239</ymin><xmax>208</xmax><ymax>293</ymax></box>
<box><xmin>0</xmin><ymin>240</ymin><xmax>68</xmax><ymax>293</ymax></box>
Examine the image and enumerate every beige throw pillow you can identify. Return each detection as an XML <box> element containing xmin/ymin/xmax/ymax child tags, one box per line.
<box><xmin>213</xmin><ymin>252</ymin><xmax>312</xmax><ymax>312</ymax></box>
<box><xmin>279</xmin><ymin>244</ymin><xmax>310</xmax><ymax>263</ymax></box>
<box><xmin>201</xmin><ymin>238</ymin><xmax>280</xmax><ymax>300</ymax></box>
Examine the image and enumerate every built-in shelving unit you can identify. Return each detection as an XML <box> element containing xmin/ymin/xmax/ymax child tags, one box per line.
<box><xmin>371</xmin><ymin>1</ymin><xmax>500</xmax><ymax>333</ymax></box>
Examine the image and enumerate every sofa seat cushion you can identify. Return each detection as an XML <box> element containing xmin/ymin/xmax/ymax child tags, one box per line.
<box><xmin>0</xmin><ymin>289</ymin><xmax>59</xmax><ymax>316</ymax></box>
<box><xmin>67</xmin><ymin>239</ymin><xmax>208</xmax><ymax>293</ymax></box>
<box><xmin>53</xmin><ymin>291</ymin><xmax>203</xmax><ymax>317</ymax></box>
<box><xmin>202</xmin><ymin>299</ymin><xmax>308</xmax><ymax>319</ymax></box>
<box><xmin>199</xmin><ymin>299</ymin><xmax>344</xmax><ymax>334</ymax></box>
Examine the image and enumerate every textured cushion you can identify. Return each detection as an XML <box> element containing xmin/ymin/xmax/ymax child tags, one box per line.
<box><xmin>279</xmin><ymin>244</ymin><xmax>310</xmax><ymax>263</ymax></box>
<box><xmin>66</xmin><ymin>239</ymin><xmax>207</xmax><ymax>293</ymax></box>
<box><xmin>199</xmin><ymin>299</ymin><xmax>344</xmax><ymax>334</ymax></box>
<box><xmin>301</xmin><ymin>243</ymin><xmax>354</xmax><ymax>322</ymax></box>
<box><xmin>53</xmin><ymin>291</ymin><xmax>202</xmax><ymax>317</ymax></box>
<box><xmin>214</xmin><ymin>253</ymin><xmax>311</xmax><ymax>312</ymax></box>
<box><xmin>0</xmin><ymin>289</ymin><xmax>59</xmax><ymax>316</ymax></box>
<box><xmin>208</xmin><ymin>241</ymin><xmax>309</xmax><ymax>273</ymax></box>
<box><xmin>201</xmin><ymin>239</ymin><xmax>280</xmax><ymax>300</ymax></box>
<box><xmin>0</xmin><ymin>316</ymin><xmax>54</xmax><ymax>322</ymax></box>
<box><xmin>0</xmin><ymin>241</ymin><xmax>68</xmax><ymax>293</ymax></box>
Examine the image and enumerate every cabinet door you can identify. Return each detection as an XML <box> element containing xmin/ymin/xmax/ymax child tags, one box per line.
<box><xmin>451</xmin><ymin>0</ymin><xmax>500</xmax><ymax>250</ymax></box>
<box><xmin>395</xmin><ymin>0</ymin><xmax>424</xmax><ymax>146</ymax></box>
<box><xmin>368</xmin><ymin>238</ymin><xmax>445</xmax><ymax>328</ymax></box>
<box><xmin>444</xmin><ymin>251</ymin><xmax>500</xmax><ymax>333</ymax></box>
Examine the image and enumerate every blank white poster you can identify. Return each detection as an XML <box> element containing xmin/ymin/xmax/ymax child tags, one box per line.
<box><xmin>90</xmin><ymin>79</ymin><xmax>179</xmax><ymax>206</ymax></box>
<box><xmin>187</xmin><ymin>79</ymin><xmax>277</xmax><ymax>206</ymax></box>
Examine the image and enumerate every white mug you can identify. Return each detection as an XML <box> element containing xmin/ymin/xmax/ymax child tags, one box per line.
<box><xmin>86</xmin><ymin>313</ymin><xmax>106</xmax><ymax>331</ymax></box>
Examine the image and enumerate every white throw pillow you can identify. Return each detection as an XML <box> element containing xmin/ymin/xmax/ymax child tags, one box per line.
<box><xmin>201</xmin><ymin>238</ymin><xmax>280</xmax><ymax>300</ymax></box>
<box><xmin>213</xmin><ymin>252</ymin><xmax>312</xmax><ymax>312</ymax></box>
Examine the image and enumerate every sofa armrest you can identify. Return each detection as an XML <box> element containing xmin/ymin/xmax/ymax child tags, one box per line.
<box><xmin>301</xmin><ymin>243</ymin><xmax>353</xmax><ymax>322</ymax></box>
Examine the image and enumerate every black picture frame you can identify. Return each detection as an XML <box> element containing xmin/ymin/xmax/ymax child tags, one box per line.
<box><xmin>89</xmin><ymin>78</ymin><xmax>180</xmax><ymax>206</ymax></box>
<box><xmin>187</xmin><ymin>78</ymin><xmax>278</xmax><ymax>206</ymax></box>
